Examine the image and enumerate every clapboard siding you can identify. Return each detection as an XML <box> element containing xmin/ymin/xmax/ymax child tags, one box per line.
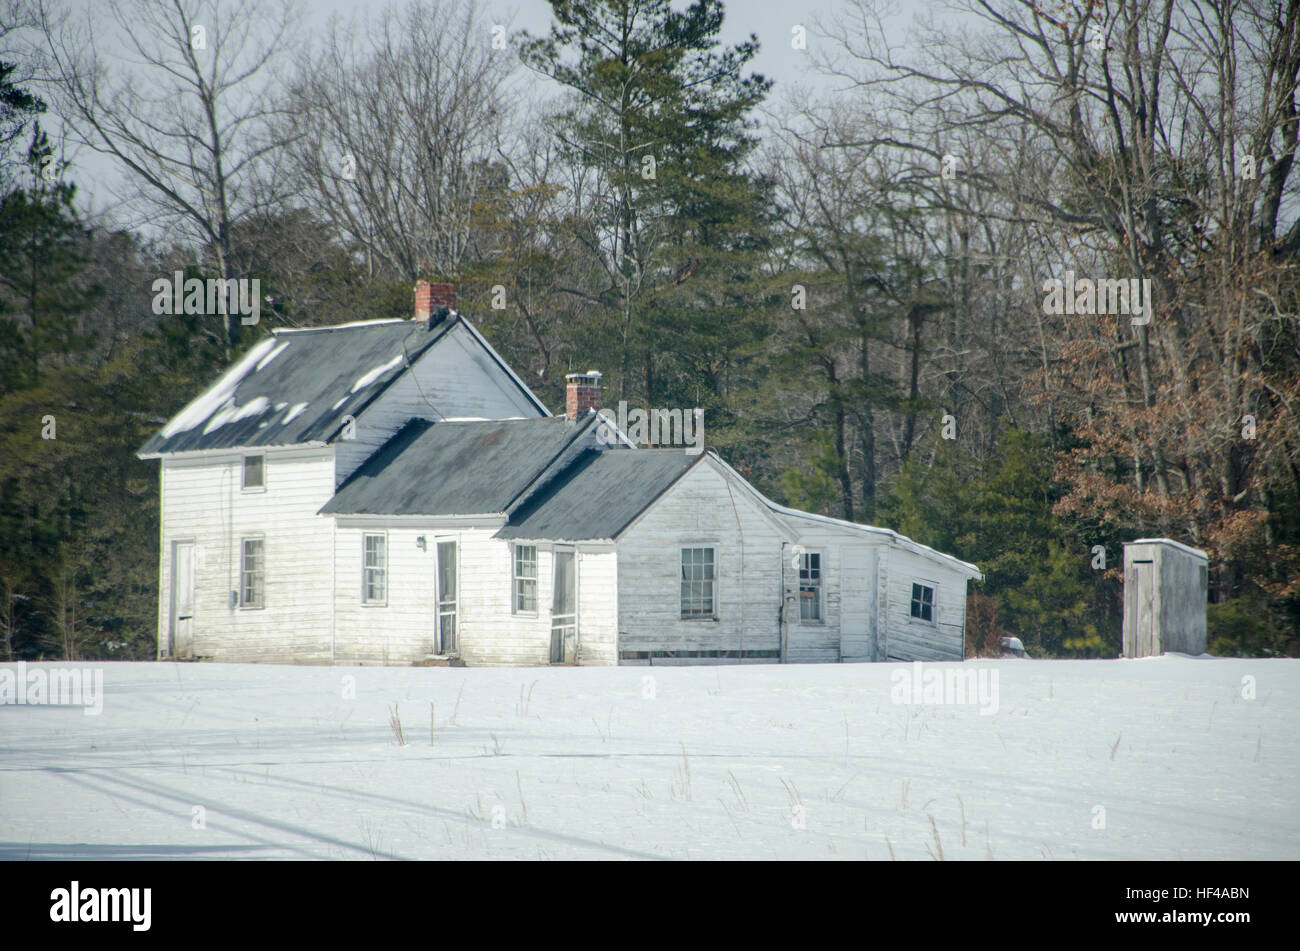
<box><xmin>334</xmin><ymin>323</ymin><xmax>545</xmax><ymax>484</ymax></box>
<box><xmin>882</xmin><ymin>547</ymin><xmax>966</xmax><ymax>661</ymax></box>
<box><xmin>157</xmin><ymin>447</ymin><xmax>336</xmax><ymax>663</ymax></box>
<box><xmin>616</xmin><ymin>460</ymin><xmax>789</xmax><ymax>657</ymax></box>
<box><xmin>332</xmin><ymin>525</ymin><xmax>440</xmax><ymax>664</ymax></box>
<box><xmin>576</xmin><ymin>548</ymin><xmax>619</xmax><ymax>665</ymax></box>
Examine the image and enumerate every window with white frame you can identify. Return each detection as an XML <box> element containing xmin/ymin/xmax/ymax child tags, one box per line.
<box><xmin>363</xmin><ymin>533</ymin><xmax>387</xmax><ymax>604</ymax></box>
<box><xmin>680</xmin><ymin>547</ymin><xmax>715</xmax><ymax>618</ymax></box>
<box><xmin>799</xmin><ymin>551</ymin><xmax>822</xmax><ymax>621</ymax></box>
<box><xmin>513</xmin><ymin>544</ymin><xmax>538</xmax><ymax>613</ymax></box>
<box><xmin>240</xmin><ymin>537</ymin><xmax>264</xmax><ymax>608</ymax></box>
<box><xmin>910</xmin><ymin>582</ymin><xmax>935</xmax><ymax>622</ymax></box>
<box><xmin>242</xmin><ymin>454</ymin><xmax>264</xmax><ymax>489</ymax></box>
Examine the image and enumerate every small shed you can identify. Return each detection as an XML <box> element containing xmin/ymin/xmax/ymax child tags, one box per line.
<box><xmin>1122</xmin><ymin>538</ymin><xmax>1209</xmax><ymax>657</ymax></box>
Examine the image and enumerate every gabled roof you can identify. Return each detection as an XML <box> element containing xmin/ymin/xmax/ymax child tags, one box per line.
<box><xmin>319</xmin><ymin>415</ymin><xmax>601</xmax><ymax>517</ymax></box>
<box><xmin>137</xmin><ymin>314</ymin><xmax>547</xmax><ymax>457</ymax></box>
<box><xmin>495</xmin><ymin>448</ymin><xmax>703</xmax><ymax>541</ymax></box>
<box><xmin>706</xmin><ymin>453</ymin><xmax>984</xmax><ymax>580</ymax></box>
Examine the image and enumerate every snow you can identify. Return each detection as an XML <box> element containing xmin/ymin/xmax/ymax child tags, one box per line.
<box><xmin>274</xmin><ymin>319</ymin><xmax>406</xmax><ymax>334</ymax></box>
<box><xmin>1</xmin><ymin>657</ymin><xmax>1295</xmax><ymax>860</ymax></box>
<box><xmin>254</xmin><ymin>340</ymin><xmax>290</xmax><ymax>372</ymax></box>
<box><xmin>159</xmin><ymin>338</ymin><xmax>278</xmax><ymax>438</ymax></box>
<box><xmin>201</xmin><ymin>395</ymin><xmax>271</xmax><ymax>435</ymax></box>
<box><xmin>350</xmin><ymin>354</ymin><xmax>405</xmax><ymax>393</ymax></box>
<box><xmin>281</xmin><ymin>402</ymin><xmax>309</xmax><ymax>424</ymax></box>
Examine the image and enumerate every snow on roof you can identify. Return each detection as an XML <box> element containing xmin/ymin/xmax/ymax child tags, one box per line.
<box><xmin>254</xmin><ymin>339</ymin><xmax>290</xmax><ymax>371</ymax></box>
<box><xmin>140</xmin><ymin>321</ymin><xmax>452</xmax><ymax>456</ymax></box>
<box><xmin>351</xmin><ymin>354</ymin><xmax>405</xmax><ymax>393</ymax></box>
<box><xmin>281</xmin><ymin>402</ymin><xmax>309</xmax><ymax>424</ymax></box>
<box><xmin>272</xmin><ymin>318</ymin><xmax>407</xmax><ymax>334</ymax></box>
<box><xmin>1127</xmin><ymin>538</ymin><xmax>1209</xmax><ymax>560</ymax></box>
<box><xmin>159</xmin><ymin>337</ymin><xmax>279</xmax><ymax>439</ymax></box>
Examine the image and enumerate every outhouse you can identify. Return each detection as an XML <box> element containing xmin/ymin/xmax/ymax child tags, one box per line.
<box><xmin>1122</xmin><ymin>538</ymin><xmax>1209</xmax><ymax>657</ymax></box>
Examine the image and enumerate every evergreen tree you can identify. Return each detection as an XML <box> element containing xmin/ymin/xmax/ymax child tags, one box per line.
<box><xmin>520</xmin><ymin>0</ymin><xmax>776</xmax><ymax>414</ymax></box>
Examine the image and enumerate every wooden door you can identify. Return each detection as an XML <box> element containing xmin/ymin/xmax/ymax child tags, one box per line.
<box><xmin>171</xmin><ymin>540</ymin><xmax>195</xmax><ymax>658</ymax></box>
<box><xmin>1127</xmin><ymin>560</ymin><xmax>1156</xmax><ymax>656</ymax></box>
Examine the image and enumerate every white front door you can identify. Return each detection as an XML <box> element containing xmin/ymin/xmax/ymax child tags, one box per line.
<box><xmin>170</xmin><ymin>540</ymin><xmax>195</xmax><ymax>657</ymax></box>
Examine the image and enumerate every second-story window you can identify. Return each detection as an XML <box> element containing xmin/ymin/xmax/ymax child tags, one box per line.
<box><xmin>242</xmin><ymin>455</ymin><xmax>264</xmax><ymax>490</ymax></box>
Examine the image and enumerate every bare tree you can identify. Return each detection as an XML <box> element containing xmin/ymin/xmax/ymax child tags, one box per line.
<box><xmin>821</xmin><ymin>0</ymin><xmax>1300</xmax><ymax>597</ymax></box>
<box><xmin>35</xmin><ymin>0</ymin><xmax>300</xmax><ymax>358</ymax></box>
<box><xmin>284</xmin><ymin>0</ymin><xmax>514</xmax><ymax>281</ymax></box>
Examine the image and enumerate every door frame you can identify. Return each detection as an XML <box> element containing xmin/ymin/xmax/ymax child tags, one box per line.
<box><xmin>169</xmin><ymin>538</ymin><xmax>196</xmax><ymax>658</ymax></box>
<box><xmin>434</xmin><ymin>536</ymin><xmax>459</xmax><ymax>656</ymax></box>
<box><xmin>550</xmin><ymin>546</ymin><xmax>578</xmax><ymax>664</ymax></box>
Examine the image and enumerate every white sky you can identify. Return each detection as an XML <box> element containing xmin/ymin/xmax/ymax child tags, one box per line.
<box><xmin>52</xmin><ymin>0</ymin><xmax>895</xmax><ymax>225</ymax></box>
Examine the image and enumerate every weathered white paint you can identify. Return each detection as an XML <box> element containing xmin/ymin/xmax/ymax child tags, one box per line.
<box><xmin>147</xmin><ymin>318</ymin><xmax>980</xmax><ymax>668</ymax></box>
<box><xmin>615</xmin><ymin>458</ymin><xmax>792</xmax><ymax>661</ymax></box>
<box><xmin>156</xmin><ymin>446</ymin><xmax>336</xmax><ymax>663</ymax></box>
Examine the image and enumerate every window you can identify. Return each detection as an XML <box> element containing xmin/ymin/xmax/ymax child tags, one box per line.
<box><xmin>240</xmin><ymin>537</ymin><xmax>265</xmax><ymax>608</ymax></box>
<box><xmin>799</xmin><ymin>552</ymin><xmax>822</xmax><ymax>621</ymax></box>
<box><xmin>680</xmin><ymin>547</ymin><xmax>715</xmax><ymax>618</ymax></box>
<box><xmin>363</xmin><ymin>534</ymin><xmax>387</xmax><ymax>604</ymax></box>
<box><xmin>910</xmin><ymin>582</ymin><xmax>935</xmax><ymax>622</ymax></box>
<box><xmin>242</xmin><ymin>455</ymin><xmax>264</xmax><ymax>489</ymax></box>
<box><xmin>513</xmin><ymin>544</ymin><xmax>538</xmax><ymax>613</ymax></box>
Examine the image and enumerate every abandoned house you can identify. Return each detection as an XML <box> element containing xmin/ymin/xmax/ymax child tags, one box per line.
<box><xmin>138</xmin><ymin>282</ymin><xmax>982</xmax><ymax>666</ymax></box>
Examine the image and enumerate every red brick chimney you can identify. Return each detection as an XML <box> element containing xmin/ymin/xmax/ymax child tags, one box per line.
<box><xmin>414</xmin><ymin>281</ymin><xmax>456</xmax><ymax>324</ymax></box>
<box><xmin>565</xmin><ymin>371</ymin><xmax>602</xmax><ymax>419</ymax></box>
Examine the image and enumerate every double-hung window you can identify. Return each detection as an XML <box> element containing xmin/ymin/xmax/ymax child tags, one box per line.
<box><xmin>513</xmin><ymin>544</ymin><xmax>538</xmax><ymax>613</ymax></box>
<box><xmin>798</xmin><ymin>552</ymin><xmax>822</xmax><ymax>621</ymax></box>
<box><xmin>240</xmin><ymin>537</ymin><xmax>265</xmax><ymax>608</ymax></box>
<box><xmin>363</xmin><ymin>533</ymin><xmax>387</xmax><ymax>604</ymax></box>
<box><xmin>680</xmin><ymin>547</ymin><xmax>715</xmax><ymax>619</ymax></box>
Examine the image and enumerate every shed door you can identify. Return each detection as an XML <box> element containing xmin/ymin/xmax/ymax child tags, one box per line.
<box><xmin>1129</xmin><ymin>560</ymin><xmax>1156</xmax><ymax>656</ymax></box>
<box><xmin>170</xmin><ymin>540</ymin><xmax>195</xmax><ymax>658</ymax></box>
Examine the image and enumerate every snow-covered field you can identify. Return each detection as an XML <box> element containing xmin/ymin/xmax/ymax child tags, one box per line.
<box><xmin>1</xmin><ymin>657</ymin><xmax>1296</xmax><ymax>860</ymax></box>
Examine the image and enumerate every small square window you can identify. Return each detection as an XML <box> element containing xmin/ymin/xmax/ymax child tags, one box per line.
<box><xmin>242</xmin><ymin>455</ymin><xmax>264</xmax><ymax>489</ymax></box>
<box><xmin>910</xmin><ymin>582</ymin><xmax>934</xmax><ymax>622</ymax></box>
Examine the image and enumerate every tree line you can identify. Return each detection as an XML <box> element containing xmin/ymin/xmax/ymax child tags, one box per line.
<box><xmin>0</xmin><ymin>0</ymin><xmax>1296</xmax><ymax>660</ymax></box>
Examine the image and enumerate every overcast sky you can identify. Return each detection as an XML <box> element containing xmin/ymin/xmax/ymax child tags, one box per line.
<box><xmin>51</xmin><ymin>0</ymin><xmax>911</xmax><ymax>224</ymax></box>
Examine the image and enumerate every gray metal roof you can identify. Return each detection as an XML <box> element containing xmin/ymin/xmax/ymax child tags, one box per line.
<box><xmin>495</xmin><ymin>449</ymin><xmax>702</xmax><ymax>541</ymax></box>
<box><xmin>138</xmin><ymin>315</ymin><xmax>541</xmax><ymax>456</ymax></box>
<box><xmin>320</xmin><ymin>416</ymin><xmax>599</xmax><ymax>516</ymax></box>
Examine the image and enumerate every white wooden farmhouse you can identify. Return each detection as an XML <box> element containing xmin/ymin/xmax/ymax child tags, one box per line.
<box><xmin>139</xmin><ymin>283</ymin><xmax>982</xmax><ymax>666</ymax></box>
